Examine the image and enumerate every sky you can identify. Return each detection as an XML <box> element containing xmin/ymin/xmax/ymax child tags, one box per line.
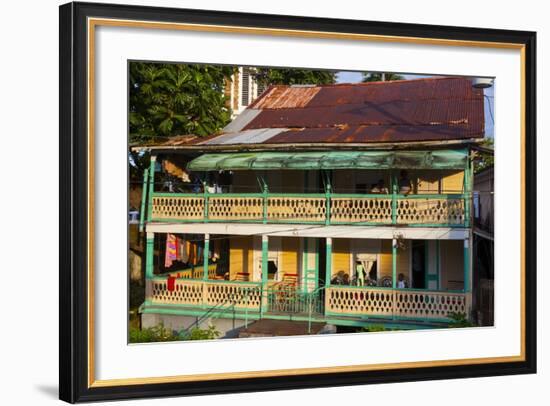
<box><xmin>335</xmin><ymin>71</ymin><xmax>495</xmax><ymax>139</ymax></box>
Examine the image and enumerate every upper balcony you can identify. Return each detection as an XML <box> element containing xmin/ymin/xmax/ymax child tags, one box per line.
<box><xmin>148</xmin><ymin>191</ymin><xmax>467</xmax><ymax>227</ymax></box>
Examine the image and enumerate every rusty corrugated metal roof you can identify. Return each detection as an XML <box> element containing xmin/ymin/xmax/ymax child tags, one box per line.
<box><xmin>134</xmin><ymin>77</ymin><xmax>485</xmax><ymax>150</ymax></box>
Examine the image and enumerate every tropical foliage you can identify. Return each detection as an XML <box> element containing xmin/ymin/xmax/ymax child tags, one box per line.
<box><xmin>129</xmin><ymin>323</ymin><xmax>221</xmax><ymax>343</ymax></box>
<box><xmin>129</xmin><ymin>62</ymin><xmax>235</xmax><ymax>143</ymax></box>
<box><xmin>129</xmin><ymin>323</ymin><xmax>179</xmax><ymax>343</ymax></box>
<box><xmin>253</xmin><ymin>68</ymin><xmax>336</xmax><ymax>87</ymax></box>
<box><xmin>362</xmin><ymin>72</ymin><xmax>404</xmax><ymax>82</ymax></box>
<box><xmin>474</xmin><ymin>138</ymin><xmax>494</xmax><ymax>174</ymax></box>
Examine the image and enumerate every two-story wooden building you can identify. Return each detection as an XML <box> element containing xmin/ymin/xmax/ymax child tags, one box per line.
<box><xmin>134</xmin><ymin>77</ymin><xmax>485</xmax><ymax>337</ymax></box>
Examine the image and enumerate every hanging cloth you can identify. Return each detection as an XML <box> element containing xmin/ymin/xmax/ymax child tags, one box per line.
<box><xmin>167</xmin><ymin>275</ymin><xmax>176</xmax><ymax>292</ymax></box>
<box><xmin>164</xmin><ymin>234</ymin><xmax>177</xmax><ymax>268</ymax></box>
<box><xmin>179</xmin><ymin>238</ymin><xmax>188</xmax><ymax>263</ymax></box>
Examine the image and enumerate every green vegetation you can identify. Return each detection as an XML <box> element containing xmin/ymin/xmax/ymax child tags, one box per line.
<box><xmin>360</xmin><ymin>324</ymin><xmax>391</xmax><ymax>333</ymax></box>
<box><xmin>129</xmin><ymin>323</ymin><xmax>180</xmax><ymax>343</ymax></box>
<box><xmin>474</xmin><ymin>138</ymin><xmax>494</xmax><ymax>174</ymax></box>
<box><xmin>253</xmin><ymin>68</ymin><xmax>336</xmax><ymax>87</ymax></box>
<box><xmin>184</xmin><ymin>325</ymin><xmax>221</xmax><ymax>340</ymax></box>
<box><xmin>362</xmin><ymin>72</ymin><xmax>404</xmax><ymax>82</ymax></box>
<box><xmin>129</xmin><ymin>62</ymin><xmax>235</xmax><ymax>143</ymax></box>
<box><xmin>448</xmin><ymin>312</ymin><xmax>475</xmax><ymax>328</ymax></box>
<box><xmin>129</xmin><ymin>323</ymin><xmax>221</xmax><ymax>343</ymax></box>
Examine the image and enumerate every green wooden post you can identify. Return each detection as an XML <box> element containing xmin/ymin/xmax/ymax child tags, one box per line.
<box><xmin>203</xmin><ymin>234</ymin><xmax>210</xmax><ymax>280</ymax></box>
<box><xmin>436</xmin><ymin>240</ymin><xmax>441</xmax><ymax>290</ymax></box>
<box><xmin>203</xmin><ymin>181</ymin><xmax>209</xmax><ymax>223</ymax></box>
<box><xmin>262</xmin><ymin>180</ymin><xmax>268</xmax><ymax>224</ymax></box>
<box><xmin>145</xmin><ymin>232</ymin><xmax>155</xmax><ymax>279</ymax></box>
<box><xmin>325</xmin><ymin>237</ymin><xmax>332</xmax><ymax>287</ymax></box>
<box><xmin>314</xmin><ymin>239</ymin><xmax>319</xmax><ymax>290</ymax></box>
<box><xmin>464</xmin><ymin>155</ymin><xmax>472</xmax><ymax>227</ymax></box>
<box><xmin>392</xmin><ymin>238</ymin><xmax>397</xmax><ymax>289</ymax></box>
<box><xmin>139</xmin><ymin>169</ymin><xmax>148</xmax><ymax>232</ymax></box>
<box><xmin>391</xmin><ymin>172</ymin><xmax>398</xmax><ymax>225</ymax></box>
<box><xmin>261</xmin><ymin>235</ymin><xmax>269</xmax><ymax>316</ymax></box>
<box><xmin>144</xmin><ymin>232</ymin><xmax>155</xmax><ymax>306</ymax></box>
<box><xmin>146</xmin><ymin>156</ymin><xmax>156</xmax><ymax>223</ymax></box>
<box><xmin>325</xmin><ymin>171</ymin><xmax>331</xmax><ymax>226</ymax></box>
<box><xmin>463</xmin><ymin>238</ymin><xmax>470</xmax><ymax>293</ymax></box>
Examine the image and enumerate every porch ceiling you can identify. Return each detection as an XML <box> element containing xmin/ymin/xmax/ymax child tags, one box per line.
<box><xmin>145</xmin><ymin>222</ymin><xmax>469</xmax><ymax>240</ymax></box>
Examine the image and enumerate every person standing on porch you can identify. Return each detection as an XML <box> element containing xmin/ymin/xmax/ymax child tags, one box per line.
<box><xmin>356</xmin><ymin>261</ymin><xmax>366</xmax><ymax>286</ymax></box>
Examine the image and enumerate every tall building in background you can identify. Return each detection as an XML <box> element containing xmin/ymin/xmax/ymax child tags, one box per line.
<box><xmin>225</xmin><ymin>67</ymin><xmax>267</xmax><ymax>117</ymax></box>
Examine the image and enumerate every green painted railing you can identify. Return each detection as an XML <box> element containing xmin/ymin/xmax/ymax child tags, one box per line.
<box><xmin>147</xmin><ymin>191</ymin><xmax>467</xmax><ymax>227</ymax></box>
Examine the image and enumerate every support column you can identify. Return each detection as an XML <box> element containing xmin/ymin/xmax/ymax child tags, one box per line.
<box><xmin>464</xmin><ymin>155</ymin><xmax>472</xmax><ymax>228</ymax></box>
<box><xmin>324</xmin><ymin>171</ymin><xmax>331</xmax><ymax>226</ymax></box>
<box><xmin>463</xmin><ymin>238</ymin><xmax>470</xmax><ymax>293</ymax></box>
<box><xmin>391</xmin><ymin>173</ymin><xmax>398</xmax><ymax>225</ymax></box>
<box><xmin>139</xmin><ymin>168</ymin><xmax>148</xmax><ymax>232</ymax></box>
<box><xmin>146</xmin><ymin>156</ymin><xmax>156</xmax><ymax>223</ymax></box>
<box><xmin>203</xmin><ymin>234</ymin><xmax>210</xmax><ymax>281</ymax></box>
<box><xmin>144</xmin><ymin>231</ymin><xmax>155</xmax><ymax>305</ymax></box>
<box><xmin>436</xmin><ymin>240</ymin><xmax>441</xmax><ymax>290</ymax></box>
<box><xmin>203</xmin><ymin>180</ymin><xmax>209</xmax><ymax>223</ymax></box>
<box><xmin>261</xmin><ymin>235</ymin><xmax>269</xmax><ymax>316</ymax></box>
<box><xmin>392</xmin><ymin>238</ymin><xmax>397</xmax><ymax>289</ymax></box>
<box><xmin>325</xmin><ymin>237</ymin><xmax>332</xmax><ymax>287</ymax></box>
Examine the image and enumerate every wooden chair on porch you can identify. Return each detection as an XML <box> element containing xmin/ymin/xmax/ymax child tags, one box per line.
<box><xmin>235</xmin><ymin>272</ymin><xmax>250</xmax><ymax>282</ymax></box>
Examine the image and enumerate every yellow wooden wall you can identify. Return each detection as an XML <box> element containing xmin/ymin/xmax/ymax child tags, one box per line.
<box><xmin>281</xmin><ymin>237</ymin><xmax>300</xmax><ymax>275</ymax></box>
<box><xmin>229</xmin><ymin>236</ymin><xmax>254</xmax><ymax>279</ymax></box>
<box><xmin>331</xmin><ymin>238</ymin><xmax>350</xmax><ymax>277</ymax></box>
<box><xmin>440</xmin><ymin>240</ymin><xmax>464</xmax><ymax>290</ymax></box>
<box><xmin>411</xmin><ymin>170</ymin><xmax>465</xmax><ymax>194</ymax></box>
<box><xmin>378</xmin><ymin>240</ymin><xmax>393</xmax><ymax>279</ymax></box>
<box><xmin>378</xmin><ymin>241</ymin><xmax>410</xmax><ymax>280</ymax></box>
<box><xmin>441</xmin><ymin>170</ymin><xmax>464</xmax><ymax>194</ymax></box>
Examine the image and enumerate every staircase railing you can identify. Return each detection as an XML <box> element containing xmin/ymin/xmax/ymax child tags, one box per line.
<box><xmin>178</xmin><ymin>285</ymin><xmax>260</xmax><ymax>340</ymax></box>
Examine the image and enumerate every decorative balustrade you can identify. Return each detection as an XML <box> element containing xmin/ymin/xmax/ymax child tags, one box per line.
<box><xmin>267</xmin><ymin>195</ymin><xmax>326</xmax><ymax>223</ymax></box>
<box><xmin>326</xmin><ymin>286</ymin><xmax>468</xmax><ymax>320</ymax></box>
<box><xmin>149</xmin><ymin>192</ymin><xmax>467</xmax><ymax>227</ymax></box>
<box><xmin>326</xmin><ymin>286</ymin><xmax>394</xmax><ymax>316</ymax></box>
<box><xmin>208</xmin><ymin>195</ymin><xmax>263</xmax><ymax>221</ymax></box>
<box><xmin>396</xmin><ymin>196</ymin><xmax>465</xmax><ymax>225</ymax></box>
<box><xmin>330</xmin><ymin>196</ymin><xmax>393</xmax><ymax>224</ymax></box>
<box><xmin>151</xmin><ymin>195</ymin><xmax>204</xmax><ymax>220</ymax></box>
<box><xmin>394</xmin><ymin>289</ymin><xmax>467</xmax><ymax>319</ymax></box>
<box><xmin>149</xmin><ymin>278</ymin><xmax>262</xmax><ymax>311</ymax></box>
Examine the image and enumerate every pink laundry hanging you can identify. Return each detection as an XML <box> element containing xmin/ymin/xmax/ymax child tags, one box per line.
<box><xmin>164</xmin><ymin>233</ymin><xmax>177</xmax><ymax>268</ymax></box>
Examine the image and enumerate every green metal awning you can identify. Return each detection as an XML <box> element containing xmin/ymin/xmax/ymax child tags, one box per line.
<box><xmin>186</xmin><ymin>150</ymin><xmax>468</xmax><ymax>171</ymax></box>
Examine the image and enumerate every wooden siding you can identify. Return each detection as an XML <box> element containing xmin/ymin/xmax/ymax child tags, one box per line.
<box><xmin>229</xmin><ymin>236</ymin><xmax>254</xmax><ymax>280</ymax></box>
<box><xmin>281</xmin><ymin>237</ymin><xmax>300</xmax><ymax>276</ymax></box>
<box><xmin>441</xmin><ymin>170</ymin><xmax>465</xmax><ymax>194</ymax></box>
<box><xmin>378</xmin><ymin>240</ymin><xmax>393</xmax><ymax>280</ymax></box>
<box><xmin>440</xmin><ymin>240</ymin><xmax>464</xmax><ymax>290</ymax></box>
<box><xmin>331</xmin><ymin>238</ymin><xmax>350</xmax><ymax>278</ymax></box>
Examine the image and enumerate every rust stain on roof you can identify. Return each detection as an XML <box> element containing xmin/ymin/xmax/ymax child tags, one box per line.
<box><xmin>251</xmin><ymin>86</ymin><xmax>321</xmax><ymax>109</ymax></box>
<box><xmin>137</xmin><ymin>77</ymin><xmax>485</xmax><ymax>149</ymax></box>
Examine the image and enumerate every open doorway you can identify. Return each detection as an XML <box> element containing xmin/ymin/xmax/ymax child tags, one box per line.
<box><xmin>411</xmin><ymin>241</ymin><xmax>426</xmax><ymax>289</ymax></box>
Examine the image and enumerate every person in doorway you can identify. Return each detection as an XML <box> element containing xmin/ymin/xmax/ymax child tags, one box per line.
<box><xmin>371</xmin><ymin>179</ymin><xmax>389</xmax><ymax>194</ymax></box>
<box><xmin>399</xmin><ymin>170</ymin><xmax>413</xmax><ymax>194</ymax></box>
<box><xmin>356</xmin><ymin>261</ymin><xmax>365</xmax><ymax>286</ymax></box>
<box><xmin>397</xmin><ymin>273</ymin><xmax>407</xmax><ymax>289</ymax></box>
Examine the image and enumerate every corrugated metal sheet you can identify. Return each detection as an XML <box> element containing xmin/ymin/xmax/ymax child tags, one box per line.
<box><xmin>222</xmin><ymin>108</ymin><xmax>261</xmax><ymax>133</ymax></box>
<box><xmin>137</xmin><ymin>77</ymin><xmax>485</xmax><ymax>149</ymax></box>
<box><xmin>251</xmin><ymin>86</ymin><xmax>321</xmax><ymax>109</ymax></box>
<box><xmin>199</xmin><ymin>128</ymin><xmax>288</xmax><ymax>145</ymax></box>
<box><xmin>267</xmin><ymin>124</ymin><xmax>479</xmax><ymax>144</ymax></box>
